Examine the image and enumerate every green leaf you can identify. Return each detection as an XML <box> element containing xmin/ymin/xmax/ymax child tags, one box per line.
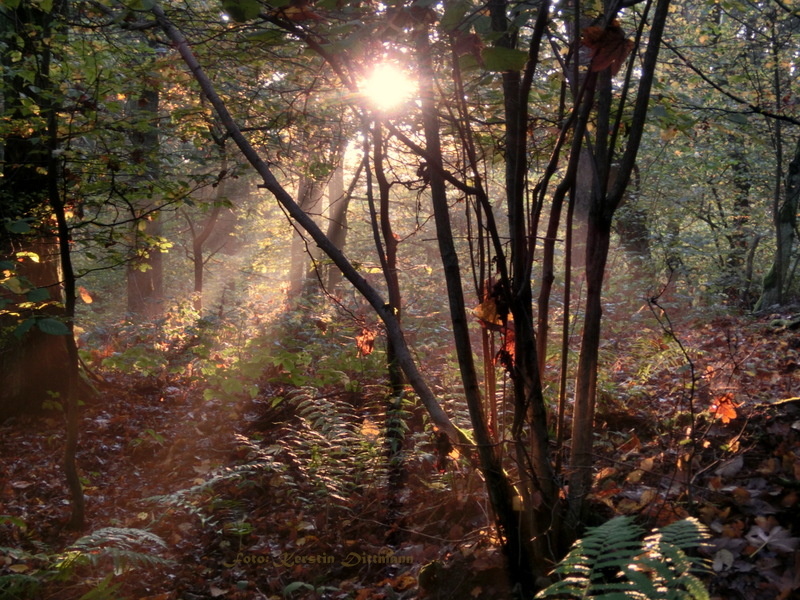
<box><xmin>247</xmin><ymin>29</ymin><xmax>286</xmax><ymax>44</ymax></box>
<box><xmin>14</xmin><ymin>318</ymin><xmax>36</xmax><ymax>339</ymax></box>
<box><xmin>26</xmin><ymin>288</ymin><xmax>50</xmax><ymax>302</ymax></box>
<box><xmin>5</xmin><ymin>220</ymin><xmax>31</xmax><ymax>234</ymax></box>
<box><xmin>440</xmin><ymin>0</ymin><xmax>471</xmax><ymax>32</ymax></box>
<box><xmin>221</xmin><ymin>0</ymin><xmax>261</xmax><ymax>22</ymax></box>
<box><xmin>5</xmin><ymin>277</ymin><xmax>29</xmax><ymax>295</ymax></box>
<box><xmin>283</xmin><ymin>581</ymin><xmax>314</xmax><ymax>594</ymax></box>
<box><xmin>726</xmin><ymin>112</ymin><xmax>750</xmax><ymax>125</ymax></box>
<box><xmin>482</xmin><ymin>46</ymin><xmax>528</xmax><ymax>71</ymax></box>
<box><xmin>37</xmin><ymin>317</ymin><xmax>70</xmax><ymax>336</ymax></box>
<box><xmin>34</xmin><ymin>0</ymin><xmax>54</xmax><ymax>13</ymax></box>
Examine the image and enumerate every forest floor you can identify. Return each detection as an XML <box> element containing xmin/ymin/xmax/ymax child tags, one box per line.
<box><xmin>0</xmin><ymin>309</ymin><xmax>798</xmax><ymax>600</ymax></box>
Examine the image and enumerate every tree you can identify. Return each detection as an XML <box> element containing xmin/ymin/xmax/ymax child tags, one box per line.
<box><xmin>0</xmin><ymin>1</ymin><xmax>72</xmax><ymax>417</ymax></box>
<box><xmin>0</xmin><ymin>0</ymin><xmax>85</xmax><ymax>529</ymax></box>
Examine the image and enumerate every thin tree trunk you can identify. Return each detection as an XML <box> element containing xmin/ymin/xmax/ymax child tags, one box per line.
<box><xmin>568</xmin><ymin>0</ymin><xmax>671</xmax><ymax>527</ymax></box>
<box><xmin>417</xmin><ymin>23</ymin><xmax>540</xmax><ymax>595</ymax></box>
<box><xmin>758</xmin><ymin>135</ymin><xmax>800</xmax><ymax>310</ymax></box>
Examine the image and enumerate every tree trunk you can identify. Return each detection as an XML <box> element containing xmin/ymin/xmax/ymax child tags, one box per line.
<box><xmin>417</xmin><ymin>23</ymin><xmax>542</xmax><ymax>596</ymax></box>
<box><xmin>326</xmin><ymin>161</ymin><xmax>348</xmax><ymax>291</ymax></box>
<box><xmin>757</xmin><ymin>135</ymin><xmax>800</xmax><ymax>310</ymax></box>
<box><xmin>126</xmin><ymin>86</ymin><xmax>164</xmax><ymax>319</ymax></box>
<box><xmin>288</xmin><ymin>177</ymin><xmax>323</xmax><ymax>298</ymax></box>
<box><xmin>568</xmin><ymin>0</ymin><xmax>672</xmax><ymax>527</ymax></box>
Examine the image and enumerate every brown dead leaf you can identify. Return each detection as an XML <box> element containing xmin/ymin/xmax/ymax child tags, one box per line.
<box><xmin>731</xmin><ymin>487</ymin><xmax>751</xmax><ymax>505</ymax></box>
<box><xmin>453</xmin><ymin>31</ymin><xmax>484</xmax><ymax>65</ymax></box>
<box><xmin>626</xmin><ymin>469</ymin><xmax>644</xmax><ymax>484</ymax></box>
<box><xmin>618</xmin><ymin>432</ymin><xmax>641</xmax><ymax>455</ymax></box>
<box><xmin>746</xmin><ymin>525</ymin><xmax>800</xmax><ymax>554</ymax></box>
<box><xmin>722</xmin><ymin>519</ymin><xmax>745</xmax><ymax>538</ymax></box>
<box><xmin>581</xmin><ymin>20</ymin><xmax>634</xmax><ymax>75</ymax></box>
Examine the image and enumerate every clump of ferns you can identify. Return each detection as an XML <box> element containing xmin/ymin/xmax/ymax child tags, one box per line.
<box><xmin>55</xmin><ymin>527</ymin><xmax>173</xmax><ymax>577</ymax></box>
<box><xmin>277</xmin><ymin>386</ymin><xmax>388</xmax><ymax>509</ymax></box>
<box><xmin>146</xmin><ymin>445</ymin><xmax>285</xmax><ymax>530</ymax></box>
<box><xmin>537</xmin><ymin>516</ymin><xmax>711</xmax><ymax>600</ymax></box>
<box><xmin>1</xmin><ymin>525</ymin><xmax>172</xmax><ymax>599</ymax></box>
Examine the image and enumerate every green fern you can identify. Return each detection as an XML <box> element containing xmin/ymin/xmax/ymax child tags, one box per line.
<box><xmin>537</xmin><ymin>517</ymin><xmax>710</xmax><ymax>600</ymax></box>
<box><xmin>146</xmin><ymin>453</ymin><xmax>283</xmax><ymax>527</ymax></box>
<box><xmin>0</xmin><ymin>525</ymin><xmax>169</xmax><ymax>599</ymax></box>
<box><xmin>58</xmin><ymin>527</ymin><xmax>172</xmax><ymax>576</ymax></box>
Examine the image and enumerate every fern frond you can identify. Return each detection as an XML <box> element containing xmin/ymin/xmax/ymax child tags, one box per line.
<box><xmin>538</xmin><ymin>517</ymin><xmax>711</xmax><ymax>600</ymax></box>
<box><xmin>60</xmin><ymin>527</ymin><xmax>172</xmax><ymax>575</ymax></box>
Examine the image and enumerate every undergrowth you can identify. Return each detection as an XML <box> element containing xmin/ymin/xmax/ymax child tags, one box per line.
<box><xmin>0</xmin><ymin>519</ymin><xmax>171</xmax><ymax>600</ymax></box>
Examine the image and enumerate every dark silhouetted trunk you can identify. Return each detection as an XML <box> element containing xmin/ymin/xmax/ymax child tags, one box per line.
<box><xmin>758</xmin><ymin>135</ymin><xmax>799</xmax><ymax>309</ymax></box>
<box><xmin>0</xmin><ymin>1</ymin><xmax>70</xmax><ymax>418</ymax></box>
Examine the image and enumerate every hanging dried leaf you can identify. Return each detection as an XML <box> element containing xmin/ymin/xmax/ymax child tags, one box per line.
<box><xmin>356</xmin><ymin>327</ymin><xmax>377</xmax><ymax>357</ymax></box>
<box><xmin>581</xmin><ymin>20</ymin><xmax>634</xmax><ymax>75</ymax></box>
<box><xmin>273</xmin><ymin>0</ymin><xmax>325</xmax><ymax>22</ymax></box>
<box><xmin>473</xmin><ymin>297</ymin><xmax>502</xmax><ymax>327</ymax></box>
<box><xmin>495</xmin><ymin>326</ymin><xmax>515</xmax><ymax>372</ymax></box>
<box><xmin>474</xmin><ymin>279</ymin><xmax>509</xmax><ymax>330</ymax></box>
<box><xmin>452</xmin><ymin>31</ymin><xmax>484</xmax><ymax>65</ymax></box>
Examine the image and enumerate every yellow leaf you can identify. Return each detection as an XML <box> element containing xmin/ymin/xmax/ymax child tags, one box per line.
<box><xmin>473</xmin><ymin>298</ymin><xmax>501</xmax><ymax>325</ymax></box>
<box><xmin>661</xmin><ymin>127</ymin><xmax>678</xmax><ymax>142</ymax></box>
<box><xmin>9</xmin><ymin>564</ymin><xmax>29</xmax><ymax>573</ymax></box>
<box><xmin>5</xmin><ymin>277</ymin><xmax>29</xmax><ymax>294</ymax></box>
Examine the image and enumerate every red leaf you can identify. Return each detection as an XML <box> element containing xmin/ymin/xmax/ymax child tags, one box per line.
<box><xmin>710</xmin><ymin>393</ymin><xmax>738</xmax><ymax>424</ymax></box>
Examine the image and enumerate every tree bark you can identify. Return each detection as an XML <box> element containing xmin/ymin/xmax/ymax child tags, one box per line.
<box><xmin>288</xmin><ymin>177</ymin><xmax>324</xmax><ymax>298</ymax></box>
<box><xmin>757</xmin><ymin>135</ymin><xmax>800</xmax><ymax>310</ymax></box>
<box><xmin>126</xmin><ymin>86</ymin><xmax>164</xmax><ymax>319</ymax></box>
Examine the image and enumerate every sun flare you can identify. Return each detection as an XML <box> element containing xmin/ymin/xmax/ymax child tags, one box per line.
<box><xmin>361</xmin><ymin>64</ymin><xmax>417</xmax><ymax>111</ymax></box>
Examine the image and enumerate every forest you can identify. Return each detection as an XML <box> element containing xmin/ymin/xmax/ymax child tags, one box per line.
<box><xmin>0</xmin><ymin>0</ymin><xmax>799</xmax><ymax>598</ymax></box>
